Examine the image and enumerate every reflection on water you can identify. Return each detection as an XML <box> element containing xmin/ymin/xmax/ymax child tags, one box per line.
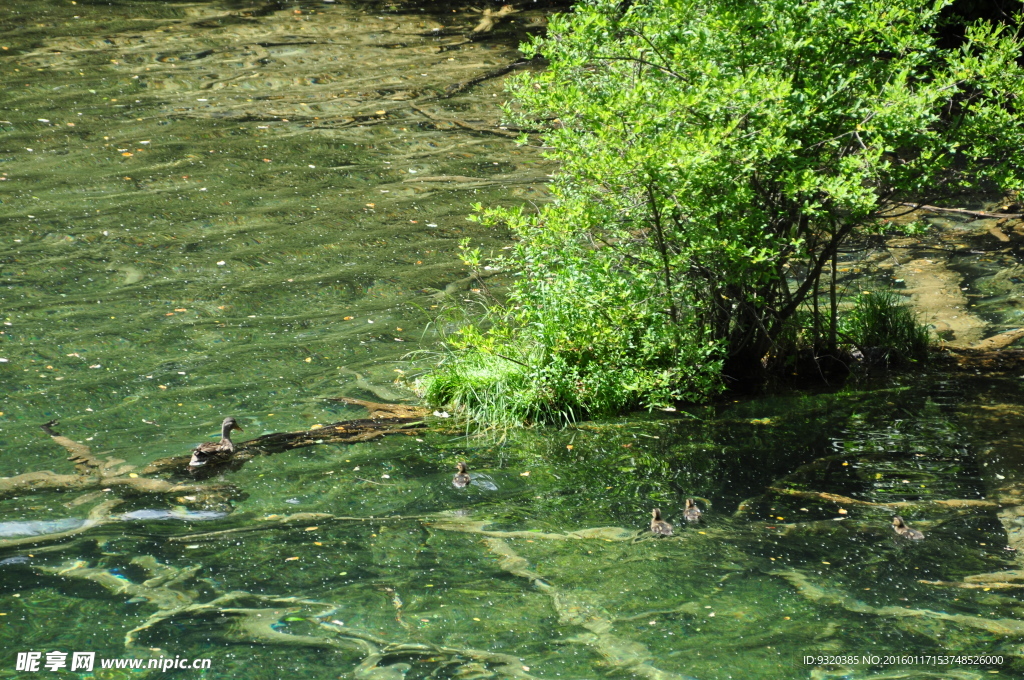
<box><xmin>1</xmin><ymin>2</ymin><xmax>1023</xmax><ymax>679</ymax></box>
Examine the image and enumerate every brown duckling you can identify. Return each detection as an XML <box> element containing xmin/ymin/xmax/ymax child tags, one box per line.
<box><xmin>650</xmin><ymin>508</ymin><xmax>673</xmax><ymax>536</ymax></box>
<box><xmin>892</xmin><ymin>516</ymin><xmax>924</xmax><ymax>540</ymax></box>
<box><xmin>189</xmin><ymin>417</ymin><xmax>243</xmax><ymax>468</ymax></box>
<box><xmin>453</xmin><ymin>461</ymin><xmax>471</xmax><ymax>489</ymax></box>
<box><xmin>683</xmin><ymin>498</ymin><xmax>702</xmax><ymax>522</ymax></box>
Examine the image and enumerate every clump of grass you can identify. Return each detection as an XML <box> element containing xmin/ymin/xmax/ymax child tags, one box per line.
<box><xmin>419</xmin><ymin>347</ymin><xmax>560</xmax><ymax>429</ymax></box>
<box><xmin>842</xmin><ymin>290</ymin><xmax>930</xmax><ymax>364</ymax></box>
<box><xmin>416</xmin><ymin>298</ymin><xmax>722</xmax><ymax>429</ymax></box>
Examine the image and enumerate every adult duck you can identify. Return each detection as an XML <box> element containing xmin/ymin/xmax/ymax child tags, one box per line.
<box><xmin>892</xmin><ymin>516</ymin><xmax>924</xmax><ymax>540</ymax></box>
<box><xmin>453</xmin><ymin>461</ymin><xmax>471</xmax><ymax>488</ymax></box>
<box><xmin>683</xmin><ymin>498</ymin><xmax>702</xmax><ymax>523</ymax></box>
<box><xmin>650</xmin><ymin>508</ymin><xmax>673</xmax><ymax>536</ymax></box>
<box><xmin>189</xmin><ymin>417</ymin><xmax>243</xmax><ymax>468</ymax></box>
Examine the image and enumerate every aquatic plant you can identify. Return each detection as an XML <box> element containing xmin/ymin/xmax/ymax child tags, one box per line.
<box><xmin>840</xmin><ymin>290</ymin><xmax>931</xmax><ymax>365</ymax></box>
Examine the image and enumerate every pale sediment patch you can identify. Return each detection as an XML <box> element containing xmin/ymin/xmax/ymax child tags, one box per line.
<box><xmin>892</xmin><ymin>255</ymin><xmax>987</xmax><ymax>347</ymax></box>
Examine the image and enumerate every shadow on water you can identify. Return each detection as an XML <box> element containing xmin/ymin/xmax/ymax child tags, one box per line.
<box><xmin>1</xmin><ymin>1</ymin><xmax>1024</xmax><ymax>679</ymax></box>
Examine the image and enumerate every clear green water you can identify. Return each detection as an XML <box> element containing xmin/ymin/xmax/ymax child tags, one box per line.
<box><xmin>1</xmin><ymin>2</ymin><xmax>1023</xmax><ymax>679</ymax></box>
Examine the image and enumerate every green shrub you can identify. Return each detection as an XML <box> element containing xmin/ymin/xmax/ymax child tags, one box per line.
<box><xmin>420</xmin><ymin>0</ymin><xmax>1024</xmax><ymax>425</ymax></box>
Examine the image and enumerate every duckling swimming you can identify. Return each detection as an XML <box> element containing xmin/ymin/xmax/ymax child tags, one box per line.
<box><xmin>453</xmin><ymin>461</ymin><xmax>471</xmax><ymax>489</ymax></box>
<box><xmin>892</xmin><ymin>515</ymin><xmax>924</xmax><ymax>540</ymax></box>
<box><xmin>650</xmin><ymin>508</ymin><xmax>673</xmax><ymax>536</ymax></box>
<box><xmin>189</xmin><ymin>416</ymin><xmax>243</xmax><ymax>468</ymax></box>
<box><xmin>683</xmin><ymin>498</ymin><xmax>702</xmax><ymax>522</ymax></box>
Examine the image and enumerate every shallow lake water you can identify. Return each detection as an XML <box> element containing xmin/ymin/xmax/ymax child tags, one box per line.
<box><xmin>2</xmin><ymin>2</ymin><xmax>1024</xmax><ymax>679</ymax></box>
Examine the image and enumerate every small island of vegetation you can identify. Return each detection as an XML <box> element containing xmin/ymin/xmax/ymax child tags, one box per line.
<box><xmin>422</xmin><ymin>0</ymin><xmax>1024</xmax><ymax>426</ymax></box>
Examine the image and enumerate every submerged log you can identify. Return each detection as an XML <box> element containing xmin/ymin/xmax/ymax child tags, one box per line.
<box><xmin>168</xmin><ymin>511</ymin><xmax>427</xmax><ymax>543</ymax></box>
<box><xmin>918</xmin><ymin>579</ymin><xmax>1024</xmax><ymax>590</ymax></box>
<box><xmin>483</xmin><ymin>537</ymin><xmax>695</xmax><ymax>680</ymax></box>
<box><xmin>8</xmin><ymin>400</ymin><xmax>426</xmax><ymax>497</ymax></box>
<box><xmin>0</xmin><ymin>422</ymin><xmax>235</xmax><ymax>500</ymax></box>
<box><xmin>773</xmin><ymin>568</ymin><xmax>1024</xmax><ymax>637</ymax></box>
<box><xmin>0</xmin><ymin>498</ymin><xmax>123</xmax><ymax>550</ymax></box>
<box><xmin>31</xmin><ymin>554</ymin><xmax>544</xmax><ymax>678</ymax></box>
<box><xmin>765</xmin><ymin>486</ymin><xmax>997</xmax><ymax>510</ymax></box>
<box><xmin>145</xmin><ymin>399</ymin><xmax>428</xmax><ymax>476</ymax></box>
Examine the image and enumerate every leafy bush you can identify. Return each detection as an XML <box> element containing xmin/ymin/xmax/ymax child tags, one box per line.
<box><xmin>422</xmin><ymin>0</ymin><xmax>1024</xmax><ymax>425</ymax></box>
